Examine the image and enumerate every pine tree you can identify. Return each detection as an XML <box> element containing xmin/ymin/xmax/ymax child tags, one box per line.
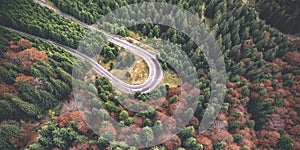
<box><xmin>0</xmin><ymin>124</ymin><xmax>21</xmax><ymax>149</ymax></box>
<box><xmin>4</xmin><ymin>93</ymin><xmax>41</xmax><ymax>117</ymax></box>
<box><xmin>141</xmin><ymin>126</ymin><xmax>154</xmax><ymax>146</ymax></box>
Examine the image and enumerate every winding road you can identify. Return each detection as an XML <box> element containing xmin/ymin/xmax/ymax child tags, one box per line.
<box><xmin>36</xmin><ymin>0</ymin><xmax>164</xmax><ymax>94</ymax></box>
<box><xmin>3</xmin><ymin>0</ymin><xmax>164</xmax><ymax>94</ymax></box>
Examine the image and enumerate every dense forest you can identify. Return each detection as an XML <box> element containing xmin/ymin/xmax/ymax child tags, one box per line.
<box><xmin>0</xmin><ymin>0</ymin><xmax>108</xmax><ymax>58</ymax></box>
<box><xmin>256</xmin><ymin>0</ymin><xmax>300</xmax><ymax>34</ymax></box>
<box><xmin>0</xmin><ymin>0</ymin><xmax>299</xmax><ymax>149</ymax></box>
<box><xmin>55</xmin><ymin>0</ymin><xmax>298</xmax><ymax>128</ymax></box>
<box><xmin>0</xmin><ymin>0</ymin><xmax>85</xmax><ymax>48</ymax></box>
<box><xmin>0</xmin><ymin>27</ymin><xmax>81</xmax><ymax>120</ymax></box>
<box><xmin>0</xmin><ymin>27</ymin><xmax>93</xmax><ymax>149</ymax></box>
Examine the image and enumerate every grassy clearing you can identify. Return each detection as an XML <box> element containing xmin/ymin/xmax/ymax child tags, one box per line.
<box><xmin>109</xmin><ymin>59</ymin><xmax>149</xmax><ymax>85</ymax></box>
<box><xmin>128</xmin><ymin>31</ymin><xmax>143</xmax><ymax>41</ymax></box>
<box><xmin>97</xmin><ymin>48</ymin><xmax>150</xmax><ymax>85</ymax></box>
<box><xmin>162</xmin><ymin>70</ymin><xmax>181</xmax><ymax>88</ymax></box>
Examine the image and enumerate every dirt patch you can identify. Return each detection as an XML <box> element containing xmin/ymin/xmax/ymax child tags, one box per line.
<box><xmin>162</xmin><ymin>70</ymin><xmax>181</xmax><ymax>88</ymax></box>
<box><xmin>129</xmin><ymin>60</ymin><xmax>149</xmax><ymax>84</ymax></box>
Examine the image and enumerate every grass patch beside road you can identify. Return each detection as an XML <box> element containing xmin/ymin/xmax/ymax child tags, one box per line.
<box><xmin>162</xmin><ymin>70</ymin><xmax>181</xmax><ymax>88</ymax></box>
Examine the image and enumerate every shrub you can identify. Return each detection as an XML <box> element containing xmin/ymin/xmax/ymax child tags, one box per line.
<box><xmin>269</xmin><ymin>93</ymin><xmax>277</xmax><ymax>99</ymax></box>
<box><xmin>129</xmin><ymin>147</ymin><xmax>138</xmax><ymax>150</ymax></box>
<box><xmin>277</xmin><ymin>136</ymin><xmax>293</xmax><ymax>149</ymax></box>
<box><xmin>229</xmin><ymin>121</ymin><xmax>241</xmax><ymax>131</ymax></box>
<box><xmin>227</xmin><ymin>88</ymin><xmax>233</xmax><ymax>93</ymax></box>
<box><xmin>108</xmin><ymin>141</ymin><xmax>128</xmax><ymax>150</ymax></box>
<box><xmin>119</xmin><ymin>121</ymin><xmax>125</xmax><ymax>127</ymax></box>
<box><xmin>153</xmin><ymin>121</ymin><xmax>163</xmax><ymax>131</ymax></box>
<box><xmin>105</xmin><ymin>101</ymin><xmax>118</xmax><ymax>113</ymax></box>
<box><xmin>183</xmin><ymin>137</ymin><xmax>203</xmax><ymax>149</ymax></box>
<box><xmin>138</xmin><ymin>107</ymin><xmax>157</xmax><ymax>118</ymax></box>
<box><xmin>213</xmin><ymin>141</ymin><xmax>226</xmax><ymax>150</ymax></box>
<box><xmin>221</xmin><ymin>103</ymin><xmax>229</xmax><ymax>111</ymax></box>
<box><xmin>234</xmin><ymin>134</ymin><xmax>243</xmax><ymax>142</ymax></box>
<box><xmin>231</xmin><ymin>112</ymin><xmax>242</xmax><ymax>118</ymax></box>
<box><xmin>143</xmin><ymin>118</ymin><xmax>153</xmax><ymax>127</ymax></box>
<box><xmin>141</xmin><ymin>126</ymin><xmax>154</xmax><ymax>146</ymax></box>
<box><xmin>125</xmin><ymin>117</ymin><xmax>134</xmax><ymax>125</ymax></box>
<box><xmin>275</xmin><ymin>98</ymin><xmax>285</xmax><ymax>107</ymax></box>
<box><xmin>240</xmin><ymin>97</ymin><xmax>249</xmax><ymax>104</ymax></box>
<box><xmin>258</xmin><ymin>88</ymin><xmax>267</xmax><ymax>95</ymax></box>
<box><xmin>169</xmin><ymin>96</ymin><xmax>178</xmax><ymax>104</ymax></box>
<box><xmin>179</xmin><ymin>126</ymin><xmax>194</xmax><ymax>138</ymax></box>
<box><xmin>97</xmin><ymin>137</ymin><xmax>109</xmax><ymax>148</ymax></box>
<box><xmin>151</xmin><ymin>146</ymin><xmax>166</xmax><ymax>150</ymax></box>
<box><xmin>282</xmin><ymin>74</ymin><xmax>294</xmax><ymax>87</ymax></box>
<box><xmin>241</xmin><ymin>86</ymin><xmax>250</xmax><ymax>96</ymax></box>
<box><xmin>27</xmin><ymin>143</ymin><xmax>44</xmax><ymax>150</ymax></box>
<box><xmin>119</xmin><ymin>110</ymin><xmax>129</xmax><ymax>120</ymax></box>
<box><xmin>228</xmin><ymin>98</ymin><xmax>237</xmax><ymax>104</ymax></box>
<box><xmin>278</xmin><ymin>129</ymin><xmax>285</xmax><ymax>135</ymax></box>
